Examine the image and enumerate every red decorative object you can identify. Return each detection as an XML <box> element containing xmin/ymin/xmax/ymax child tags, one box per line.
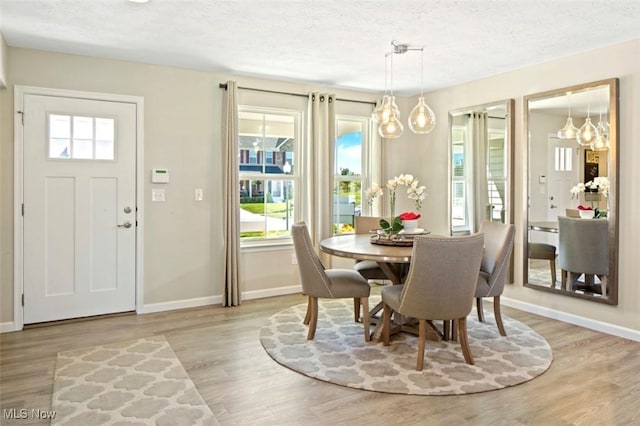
<box><xmin>399</xmin><ymin>212</ymin><xmax>421</xmax><ymax>220</ymax></box>
<box><xmin>577</xmin><ymin>204</ymin><xmax>593</xmax><ymax>211</ymax></box>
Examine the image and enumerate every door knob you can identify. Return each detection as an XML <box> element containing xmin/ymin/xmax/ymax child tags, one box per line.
<box><xmin>550</xmin><ymin>204</ymin><xmax>558</xmax><ymax>209</ymax></box>
<box><xmin>117</xmin><ymin>221</ymin><xmax>132</xmax><ymax>228</ymax></box>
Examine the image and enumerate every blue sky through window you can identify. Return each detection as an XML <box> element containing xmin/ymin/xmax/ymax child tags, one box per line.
<box><xmin>336</xmin><ymin>131</ymin><xmax>362</xmax><ymax>175</ymax></box>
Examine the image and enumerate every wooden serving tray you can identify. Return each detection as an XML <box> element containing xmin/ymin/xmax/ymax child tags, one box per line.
<box><xmin>369</xmin><ymin>235</ymin><xmax>415</xmax><ymax>246</ymax></box>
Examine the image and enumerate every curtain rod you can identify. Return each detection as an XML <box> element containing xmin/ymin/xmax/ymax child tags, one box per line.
<box><xmin>218</xmin><ymin>83</ymin><xmax>376</xmax><ymax>106</ymax></box>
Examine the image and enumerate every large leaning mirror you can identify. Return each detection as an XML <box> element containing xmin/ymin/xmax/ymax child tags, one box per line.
<box><xmin>524</xmin><ymin>78</ymin><xmax>619</xmax><ymax>305</ymax></box>
<box><xmin>448</xmin><ymin>100</ymin><xmax>515</xmax><ymax>235</ymax></box>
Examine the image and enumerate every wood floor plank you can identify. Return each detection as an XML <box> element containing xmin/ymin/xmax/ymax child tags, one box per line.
<box><xmin>2</xmin><ymin>293</ymin><xmax>640</xmax><ymax>425</ymax></box>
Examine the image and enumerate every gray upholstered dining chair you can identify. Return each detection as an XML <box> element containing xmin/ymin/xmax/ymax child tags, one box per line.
<box><xmin>353</xmin><ymin>216</ymin><xmax>388</xmax><ymax>281</ymax></box>
<box><xmin>558</xmin><ymin>216</ymin><xmax>609</xmax><ymax>296</ymax></box>
<box><xmin>291</xmin><ymin>222</ymin><xmax>371</xmax><ymax>342</ymax></box>
<box><xmin>475</xmin><ymin>221</ymin><xmax>515</xmax><ymax>337</ymax></box>
<box><xmin>528</xmin><ymin>242</ymin><xmax>557</xmax><ymax>287</ymax></box>
<box><xmin>381</xmin><ymin>234</ymin><xmax>485</xmax><ymax>371</ymax></box>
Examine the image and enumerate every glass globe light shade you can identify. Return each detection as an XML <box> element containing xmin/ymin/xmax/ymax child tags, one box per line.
<box><xmin>378</xmin><ymin>114</ymin><xmax>404</xmax><ymax>139</ymax></box>
<box><xmin>557</xmin><ymin>117</ymin><xmax>579</xmax><ymax>139</ymax></box>
<box><xmin>408</xmin><ymin>96</ymin><xmax>436</xmax><ymax>134</ymax></box>
<box><xmin>590</xmin><ymin>137</ymin><xmax>609</xmax><ymax>152</ymax></box>
<box><xmin>590</xmin><ymin>122</ymin><xmax>609</xmax><ymax>151</ymax></box>
<box><xmin>383</xmin><ymin>95</ymin><xmax>400</xmax><ymax>121</ymax></box>
<box><xmin>371</xmin><ymin>95</ymin><xmax>391</xmax><ymax>123</ymax></box>
<box><xmin>576</xmin><ymin>117</ymin><xmax>599</xmax><ymax>147</ymax></box>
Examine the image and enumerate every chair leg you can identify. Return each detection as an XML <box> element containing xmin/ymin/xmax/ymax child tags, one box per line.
<box><xmin>303</xmin><ymin>297</ymin><xmax>312</xmax><ymax>325</ymax></box>
<box><xmin>417</xmin><ymin>319</ymin><xmax>427</xmax><ymax>371</ymax></box>
<box><xmin>457</xmin><ymin>317</ymin><xmax>474</xmax><ymax>365</ymax></box>
<box><xmin>550</xmin><ymin>258</ymin><xmax>557</xmax><ymax>288</ymax></box>
<box><xmin>353</xmin><ymin>298</ymin><xmax>361</xmax><ymax>322</ymax></box>
<box><xmin>306</xmin><ymin>296</ymin><xmax>318</xmax><ymax>340</ymax></box>
<box><xmin>476</xmin><ymin>298</ymin><xmax>485</xmax><ymax>322</ymax></box>
<box><xmin>382</xmin><ymin>304</ymin><xmax>392</xmax><ymax>346</ymax></box>
<box><xmin>361</xmin><ymin>297</ymin><xmax>371</xmax><ymax>342</ymax></box>
<box><xmin>493</xmin><ymin>296</ymin><xmax>506</xmax><ymax>336</ymax></box>
<box><xmin>600</xmin><ymin>275</ymin><xmax>608</xmax><ymax>297</ymax></box>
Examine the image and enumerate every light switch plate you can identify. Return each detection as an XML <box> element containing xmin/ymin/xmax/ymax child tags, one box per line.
<box><xmin>152</xmin><ymin>188</ymin><xmax>166</xmax><ymax>202</ymax></box>
<box><xmin>195</xmin><ymin>188</ymin><xmax>204</xmax><ymax>201</ymax></box>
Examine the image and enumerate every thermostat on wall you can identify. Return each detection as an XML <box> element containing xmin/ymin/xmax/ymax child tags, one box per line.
<box><xmin>152</xmin><ymin>168</ymin><xmax>170</xmax><ymax>183</ymax></box>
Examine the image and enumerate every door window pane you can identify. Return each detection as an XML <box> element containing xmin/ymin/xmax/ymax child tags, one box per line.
<box><xmin>48</xmin><ymin>114</ymin><xmax>115</xmax><ymax>160</ymax></box>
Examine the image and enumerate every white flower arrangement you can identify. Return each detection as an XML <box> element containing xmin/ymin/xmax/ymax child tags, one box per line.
<box><xmin>570</xmin><ymin>176</ymin><xmax>610</xmax><ymax>198</ymax></box>
<box><xmin>365</xmin><ymin>173</ymin><xmax>427</xmax><ymax>216</ymax></box>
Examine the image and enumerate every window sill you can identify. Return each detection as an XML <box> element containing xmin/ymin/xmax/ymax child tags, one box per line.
<box><xmin>241</xmin><ymin>239</ymin><xmax>293</xmax><ymax>253</ymax></box>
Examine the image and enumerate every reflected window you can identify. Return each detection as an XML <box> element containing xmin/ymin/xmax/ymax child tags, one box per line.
<box><xmin>333</xmin><ymin>116</ymin><xmax>370</xmax><ymax>235</ymax></box>
<box><xmin>487</xmin><ymin>128</ymin><xmax>507</xmax><ymax>222</ymax></box>
<box><xmin>555</xmin><ymin>147</ymin><xmax>573</xmax><ymax>171</ymax></box>
<box><xmin>451</xmin><ymin>126</ymin><xmax>469</xmax><ymax>230</ymax></box>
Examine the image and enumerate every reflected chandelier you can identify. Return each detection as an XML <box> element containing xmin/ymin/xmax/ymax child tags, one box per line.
<box><xmin>372</xmin><ymin>41</ymin><xmax>436</xmax><ymax>139</ymax></box>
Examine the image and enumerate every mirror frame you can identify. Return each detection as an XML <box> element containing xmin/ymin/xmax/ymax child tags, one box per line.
<box><xmin>523</xmin><ymin>78</ymin><xmax>619</xmax><ymax>305</ymax></box>
<box><xmin>447</xmin><ymin>99</ymin><xmax>516</xmax><ymax>235</ymax></box>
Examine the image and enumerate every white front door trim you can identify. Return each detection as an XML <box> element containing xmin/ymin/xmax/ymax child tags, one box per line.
<box><xmin>13</xmin><ymin>85</ymin><xmax>145</xmax><ymax>331</ymax></box>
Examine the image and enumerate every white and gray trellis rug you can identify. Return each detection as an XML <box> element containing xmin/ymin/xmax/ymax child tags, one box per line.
<box><xmin>260</xmin><ymin>297</ymin><xmax>552</xmax><ymax>395</ymax></box>
<box><xmin>51</xmin><ymin>335</ymin><xmax>217</xmax><ymax>425</ymax></box>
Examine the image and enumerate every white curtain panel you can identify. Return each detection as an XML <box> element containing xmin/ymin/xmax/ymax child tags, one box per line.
<box><xmin>471</xmin><ymin>111</ymin><xmax>489</xmax><ymax>232</ymax></box>
<box><xmin>222</xmin><ymin>81</ymin><xmax>241</xmax><ymax>306</ymax></box>
<box><xmin>307</xmin><ymin>93</ymin><xmax>336</xmax><ymax>267</ymax></box>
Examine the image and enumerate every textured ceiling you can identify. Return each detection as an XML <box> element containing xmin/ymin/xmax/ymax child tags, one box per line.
<box><xmin>1</xmin><ymin>0</ymin><xmax>640</xmax><ymax>96</ymax></box>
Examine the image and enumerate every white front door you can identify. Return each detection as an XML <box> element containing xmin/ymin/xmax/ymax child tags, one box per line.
<box><xmin>547</xmin><ymin>136</ymin><xmax>580</xmax><ymax>222</ymax></box>
<box><xmin>23</xmin><ymin>94</ymin><xmax>137</xmax><ymax>324</ymax></box>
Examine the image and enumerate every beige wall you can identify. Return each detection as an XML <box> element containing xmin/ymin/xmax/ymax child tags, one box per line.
<box><xmin>0</xmin><ymin>33</ymin><xmax>7</xmax><ymax>88</ymax></box>
<box><xmin>2</xmin><ymin>39</ymin><xmax>639</xmax><ymax>335</ymax></box>
<box><xmin>399</xmin><ymin>39</ymin><xmax>640</xmax><ymax>332</ymax></box>
<box><xmin>0</xmin><ymin>47</ymin><xmax>378</xmax><ymax>324</ymax></box>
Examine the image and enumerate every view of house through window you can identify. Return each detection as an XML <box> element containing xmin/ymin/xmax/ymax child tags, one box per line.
<box><xmin>238</xmin><ymin>109</ymin><xmax>298</xmax><ymax>241</ymax></box>
<box><xmin>333</xmin><ymin>116</ymin><xmax>368</xmax><ymax>234</ymax></box>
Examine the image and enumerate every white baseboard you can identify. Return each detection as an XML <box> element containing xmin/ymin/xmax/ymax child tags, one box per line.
<box><xmin>139</xmin><ymin>295</ymin><xmax>222</xmax><ymax>314</ymax></box>
<box><xmin>138</xmin><ymin>285</ymin><xmax>302</xmax><ymax>315</ymax></box>
<box><xmin>501</xmin><ymin>296</ymin><xmax>640</xmax><ymax>342</ymax></box>
<box><xmin>1</xmin><ymin>321</ymin><xmax>17</xmax><ymax>333</ymax></box>
<box><xmin>242</xmin><ymin>284</ymin><xmax>302</xmax><ymax>301</ymax></box>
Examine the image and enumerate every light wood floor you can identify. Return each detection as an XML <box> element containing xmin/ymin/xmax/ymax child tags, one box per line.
<box><xmin>2</xmin><ymin>293</ymin><xmax>640</xmax><ymax>426</ymax></box>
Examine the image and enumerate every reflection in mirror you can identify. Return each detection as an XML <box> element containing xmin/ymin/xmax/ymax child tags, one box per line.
<box><xmin>524</xmin><ymin>78</ymin><xmax>618</xmax><ymax>305</ymax></box>
<box><xmin>448</xmin><ymin>100</ymin><xmax>514</xmax><ymax>235</ymax></box>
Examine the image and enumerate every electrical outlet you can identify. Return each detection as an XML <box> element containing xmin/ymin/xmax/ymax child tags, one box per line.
<box><xmin>291</xmin><ymin>253</ymin><xmax>297</xmax><ymax>265</ymax></box>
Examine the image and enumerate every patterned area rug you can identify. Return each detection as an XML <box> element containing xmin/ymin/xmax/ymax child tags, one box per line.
<box><xmin>260</xmin><ymin>298</ymin><xmax>553</xmax><ymax>395</ymax></box>
<box><xmin>52</xmin><ymin>335</ymin><xmax>217</xmax><ymax>425</ymax></box>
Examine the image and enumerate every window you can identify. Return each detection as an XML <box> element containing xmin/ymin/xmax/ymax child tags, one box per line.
<box><xmin>48</xmin><ymin>114</ymin><xmax>115</xmax><ymax>160</ymax></box>
<box><xmin>487</xmin><ymin>128</ymin><xmax>507</xmax><ymax>222</ymax></box>
<box><xmin>238</xmin><ymin>108</ymin><xmax>299</xmax><ymax>242</ymax></box>
<box><xmin>555</xmin><ymin>146</ymin><xmax>573</xmax><ymax>171</ymax></box>
<box><xmin>333</xmin><ymin>116</ymin><xmax>370</xmax><ymax>234</ymax></box>
<box><xmin>451</xmin><ymin>126</ymin><xmax>469</xmax><ymax>230</ymax></box>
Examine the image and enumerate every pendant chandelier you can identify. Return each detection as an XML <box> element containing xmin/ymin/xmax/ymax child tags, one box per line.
<box><xmin>590</xmin><ymin>97</ymin><xmax>610</xmax><ymax>152</ymax></box>
<box><xmin>576</xmin><ymin>93</ymin><xmax>599</xmax><ymax>147</ymax></box>
<box><xmin>557</xmin><ymin>93</ymin><xmax>579</xmax><ymax>139</ymax></box>
<box><xmin>372</xmin><ymin>41</ymin><xmax>435</xmax><ymax>139</ymax></box>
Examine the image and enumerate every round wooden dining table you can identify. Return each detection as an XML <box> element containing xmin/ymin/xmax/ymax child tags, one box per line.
<box><xmin>319</xmin><ymin>233</ymin><xmax>413</xmax><ymax>284</ymax></box>
<box><xmin>320</xmin><ymin>233</ymin><xmax>428</xmax><ymax>341</ymax></box>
